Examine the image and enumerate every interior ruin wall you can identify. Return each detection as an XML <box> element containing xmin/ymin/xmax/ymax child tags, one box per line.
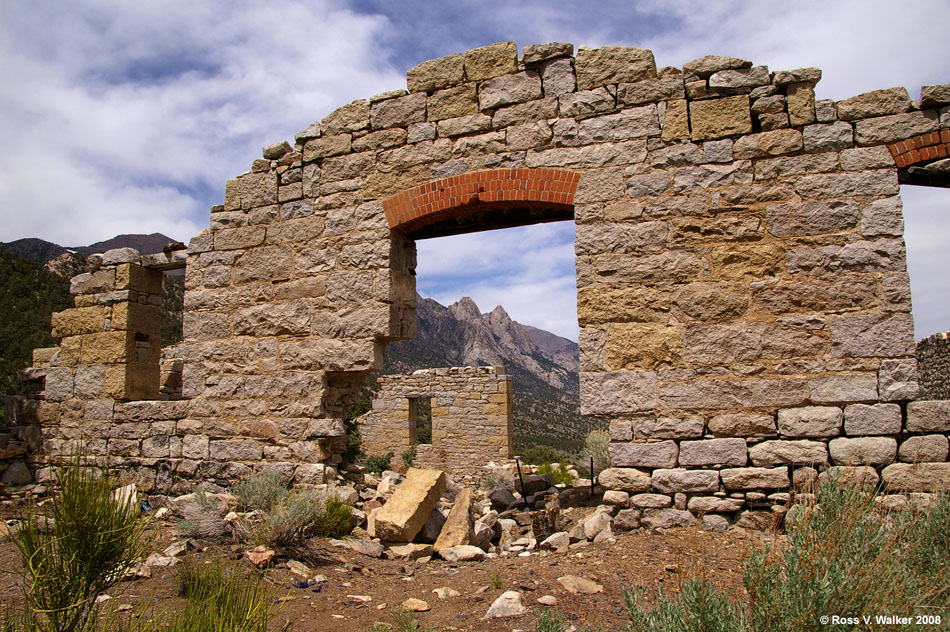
<box><xmin>4</xmin><ymin>41</ymin><xmax>950</xmax><ymax>517</ymax></box>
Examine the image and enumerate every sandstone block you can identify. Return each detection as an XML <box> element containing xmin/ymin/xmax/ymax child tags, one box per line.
<box><xmin>631</xmin><ymin>493</ymin><xmax>672</xmax><ymax>509</ymax></box>
<box><xmin>682</xmin><ymin>55</ymin><xmax>751</xmax><ymax>78</ymax></box>
<box><xmin>598</xmin><ymin>467</ymin><xmax>652</xmax><ymax>492</ymax></box>
<box><xmin>809</xmin><ymin>374</ymin><xmax>878</xmax><ymax>404</ymax></box>
<box><xmin>794</xmin><ymin>170</ymin><xmax>899</xmax><ymax>199</ymax></box>
<box><xmin>861</xmin><ymin>196</ymin><xmax>904</xmax><ymax>238</ymax></box>
<box><xmin>580</xmin><ymin>371</ymin><xmax>656</xmax><ymax>415</ymax></box>
<box><xmin>670</xmin><ymin>281</ymin><xmax>746</xmax><ymax>323</ymax></box>
<box><xmin>836</xmin><ymin>87</ymin><xmax>913</xmax><ymax>121</ymax></box>
<box><xmin>408</xmin><ymin>54</ymin><xmax>464</xmax><ymax>92</ymax></box>
<box><xmin>427</xmin><ymin>84</ymin><xmax>478</xmax><ymax>121</ymax></box>
<box><xmin>899</xmin><ymin>435</ymin><xmax>949</xmax><ymax>463</ymax></box>
<box><xmin>525</xmin><ymin>140</ymin><xmax>648</xmax><ymax>168</ymax></box>
<box><xmin>630</xmin><ymin>416</ymin><xmax>704</xmax><ymax>440</ymax></box>
<box><xmin>829</xmin><ymin>437</ymin><xmax>897</xmax><ymax>466</ymax></box>
<box><xmin>830</xmin><ymin>314</ymin><xmax>914</xmax><ymax>358</ymax></box>
<box><xmin>678</xmin><ymin>438</ymin><xmax>748</xmax><ymax>467</ymax></box>
<box><xmin>609</xmin><ymin>440</ymin><xmax>678</xmax><ymax>469</ymax></box>
<box><xmin>686</xmin><ymin>495</ymin><xmax>745</xmax><ymax>513</ymax></box>
<box><xmin>689</xmin><ymin>95</ymin><xmax>752</xmax><ymax>140</ymax></box>
<box><xmin>732</xmin><ymin>129</ymin><xmax>802</xmax><ymax>159</ymax></box>
<box><xmin>778</xmin><ymin>406</ymin><xmax>842</xmax><ymax>438</ymax></box>
<box><xmin>640</xmin><ymin>508</ymin><xmax>696</xmax><ymax>529</ymax></box>
<box><xmin>539</xmin><ymin>57</ymin><xmax>575</xmax><ymax>97</ymax></box>
<box><xmin>437</xmin><ymin>113</ymin><xmax>492</xmax><ymax>137</ymax></box>
<box><xmin>906</xmin><ymin>401</ymin><xmax>950</xmax><ymax>433</ymax></box>
<box><xmin>708</xmin><ymin>66</ymin><xmax>769</xmax><ymax>90</ymax></box>
<box><xmin>650</xmin><ymin>469</ymin><xmax>719</xmax><ymax>493</ymax></box>
<box><xmin>748</xmin><ymin>440</ymin><xmax>828</xmax><ymax>466</ymax></box>
<box><xmin>575</xmin><ymin>46</ymin><xmax>656</xmax><ymax>90</ymax></box>
<box><xmin>671</xmin><ymin>160</ymin><xmax>753</xmax><ymax>193</ymax></box>
<box><xmin>209</xmin><ymin>439</ymin><xmax>263</xmax><ymax>461</ymax></box>
<box><xmin>773</xmin><ymin>68</ymin><xmax>822</xmax><ymax>86</ymax></box>
<box><xmin>822</xmin><ymin>465</ymin><xmax>880</xmax><ymax>488</ymax></box>
<box><xmin>464</xmin><ymin>41</ymin><xmax>518</xmax><ymax>82</ymax></box>
<box><xmin>602</xmin><ymin>490</ymin><xmax>630</xmax><ymax>507</ymax></box>
<box><xmin>70</xmin><ymin>269</ymin><xmax>115</xmax><ymax>295</ymax></box>
<box><xmin>51</xmin><ymin>306</ymin><xmax>110</xmax><ymax>338</ymax></box>
<box><xmin>879</xmin><ymin>358</ymin><xmax>919</xmax><ymax>401</ymax></box>
<box><xmin>920</xmin><ymin>84</ymin><xmax>950</xmax><ymax>108</ymax></box>
<box><xmin>720</xmin><ymin>467</ymin><xmax>789</xmax><ymax>491</ymax></box>
<box><xmin>844</xmin><ymin>403</ymin><xmax>902</xmax><ymax>435</ymax></box>
<box><xmin>766</xmin><ymin>200</ymin><xmax>859</xmax><ymax>237</ymax></box>
<box><xmin>302</xmin><ymin>134</ymin><xmax>351</xmax><ymax>161</ymax></box>
<box><xmin>558</xmin><ymin>87</ymin><xmax>615</xmax><ymax>119</ymax></box>
<box><xmin>433</xmin><ymin>487</ymin><xmax>473</xmax><ymax>552</ymax></box>
<box><xmin>881</xmin><ymin>463</ymin><xmax>950</xmax><ymax>492</ymax></box>
<box><xmin>578</xmin><ymin>105</ymin><xmax>660</xmax><ymax>143</ymax></box>
<box><xmin>605</xmin><ymin>323</ymin><xmax>681</xmax><ymax>370</ymax></box>
<box><xmin>854</xmin><ymin>110</ymin><xmax>940</xmax><ymax>145</ymax></box>
<box><xmin>708</xmin><ymin>413</ymin><xmax>775</xmax><ymax>437</ymax></box>
<box><xmin>478</xmin><ymin>72</ymin><xmax>542</xmax><ymax>110</ymax></box>
<box><xmin>522</xmin><ymin>42</ymin><xmax>573</xmax><ymax>64</ymax></box>
<box><xmin>626</xmin><ymin>172</ymin><xmax>670</xmax><ymax>197</ymax></box>
<box><xmin>371</xmin><ymin>92</ymin><xmax>426</xmax><ymax>130</ymax></box>
<box><xmin>786</xmin><ymin>82</ymin><xmax>815</xmax><ymax>126</ymax></box>
<box><xmin>440</xmin><ymin>544</ymin><xmax>485</xmax><ymax>563</ymax></box>
<box><xmin>374</xmin><ymin>468</ymin><xmax>446</xmax><ymax>542</ymax></box>
<box><xmin>802</xmin><ymin>121</ymin><xmax>853</xmax><ymax>152</ymax></box>
<box><xmin>661</xmin><ymin>99</ymin><xmax>690</xmax><ymax>142</ymax></box>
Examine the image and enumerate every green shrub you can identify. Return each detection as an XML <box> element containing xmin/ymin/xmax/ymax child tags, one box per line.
<box><xmin>400</xmin><ymin>446</ymin><xmax>417</xmax><ymax>468</ymax></box>
<box><xmin>584</xmin><ymin>429</ymin><xmax>610</xmax><ymax>474</ymax></box>
<box><xmin>232</xmin><ymin>469</ymin><xmax>288</xmax><ymax>513</ymax></box>
<box><xmin>623</xmin><ymin>581</ymin><xmax>745</xmax><ymax>632</ymax></box>
<box><xmin>534</xmin><ymin>607</ymin><xmax>570</xmax><ymax>632</ymax></box>
<box><xmin>518</xmin><ymin>445</ymin><xmax>567</xmax><ymax>467</ymax></box>
<box><xmin>365</xmin><ymin>452</ymin><xmax>394</xmax><ymax>475</ymax></box>
<box><xmin>174</xmin><ymin>489</ymin><xmax>229</xmax><ymax>539</ymax></box>
<box><xmin>537</xmin><ymin>461</ymin><xmax>576</xmax><ymax>486</ymax></box>
<box><xmin>251</xmin><ymin>490</ymin><xmax>352</xmax><ymax>549</ymax></box>
<box><xmin>8</xmin><ymin>456</ymin><xmax>149</xmax><ymax>632</ymax></box>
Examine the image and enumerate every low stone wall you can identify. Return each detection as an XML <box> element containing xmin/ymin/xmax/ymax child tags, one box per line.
<box><xmin>917</xmin><ymin>332</ymin><xmax>950</xmax><ymax>400</ymax></box>
<box><xmin>357</xmin><ymin>366</ymin><xmax>512</xmax><ymax>477</ymax></box>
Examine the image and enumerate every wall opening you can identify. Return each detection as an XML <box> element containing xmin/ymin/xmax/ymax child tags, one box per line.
<box><xmin>408</xmin><ymin>396</ymin><xmax>432</xmax><ymax>445</ymax></box>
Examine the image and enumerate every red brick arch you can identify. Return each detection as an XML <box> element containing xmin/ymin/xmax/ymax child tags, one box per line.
<box><xmin>887</xmin><ymin>130</ymin><xmax>950</xmax><ymax>168</ymax></box>
<box><xmin>382</xmin><ymin>168</ymin><xmax>580</xmax><ymax>238</ymax></box>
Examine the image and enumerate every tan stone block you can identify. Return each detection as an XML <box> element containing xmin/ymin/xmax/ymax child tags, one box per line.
<box><xmin>74</xmin><ymin>295</ymin><xmax>95</xmax><ymax>307</ymax></box>
<box><xmin>710</xmin><ymin>243</ymin><xmax>784</xmax><ymax>279</ymax></box>
<box><xmin>661</xmin><ymin>99</ymin><xmax>689</xmax><ymax>142</ymax></box>
<box><xmin>81</xmin><ymin>331</ymin><xmax>132</xmax><ymax>364</ymax></box>
<box><xmin>115</xmin><ymin>264</ymin><xmax>163</xmax><ymax>294</ymax></box>
<box><xmin>606</xmin><ymin>324</ymin><xmax>682</xmax><ymax>370</ymax></box>
<box><xmin>374</xmin><ymin>468</ymin><xmax>447</xmax><ymax>542</ymax></box>
<box><xmin>32</xmin><ymin>347</ymin><xmax>57</xmax><ymax>365</ymax></box>
<box><xmin>126</xmin><ymin>361</ymin><xmax>160</xmax><ymax>400</ymax></box>
<box><xmin>407</xmin><ymin>54</ymin><xmax>464</xmax><ymax>93</ymax></box>
<box><xmin>427</xmin><ymin>84</ymin><xmax>478</xmax><ymax>121</ymax></box>
<box><xmin>786</xmin><ymin>83</ymin><xmax>816</xmax><ymax>126</ymax></box>
<box><xmin>302</xmin><ymin>134</ymin><xmax>351</xmax><ymax>161</ymax></box>
<box><xmin>577</xmin><ymin>285</ymin><xmax>669</xmax><ymax>325</ymax></box>
<box><xmin>59</xmin><ymin>336</ymin><xmax>81</xmax><ymax>367</ymax></box>
<box><xmin>104</xmin><ymin>365</ymin><xmax>127</xmax><ymax>400</ymax></box>
<box><xmin>111</xmin><ymin>302</ymin><xmax>161</xmax><ymax>334</ymax></box>
<box><xmin>433</xmin><ymin>487</ymin><xmax>473</xmax><ymax>552</ymax></box>
<box><xmin>51</xmin><ymin>306</ymin><xmax>111</xmax><ymax>338</ymax></box>
<box><xmin>575</xmin><ymin>46</ymin><xmax>656</xmax><ymax>91</ymax></box>
<box><xmin>463</xmin><ymin>41</ymin><xmax>518</xmax><ymax>82</ymax></box>
<box><xmin>321</xmin><ymin>99</ymin><xmax>370</xmax><ymax>136</ymax></box>
<box><xmin>690</xmin><ymin>95</ymin><xmax>752</xmax><ymax>140</ymax></box>
<box><xmin>362</xmin><ymin>164</ymin><xmax>429</xmax><ymax>199</ymax></box>
<box><xmin>733</xmin><ymin>129</ymin><xmax>803</xmax><ymax>159</ymax></box>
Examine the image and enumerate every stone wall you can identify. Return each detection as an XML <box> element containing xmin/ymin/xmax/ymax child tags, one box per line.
<box><xmin>357</xmin><ymin>366</ymin><xmax>512</xmax><ymax>477</ymax></box>
<box><xmin>11</xmin><ymin>41</ymin><xmax>950</xmax><ymax>517</ymax></box>
<box><xmin>918</xmin><ymin>331</ymin><xmax>950</xmax><ymax>399</ymax></box>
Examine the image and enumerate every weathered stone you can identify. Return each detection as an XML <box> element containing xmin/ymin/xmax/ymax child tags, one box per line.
<box><xmin>778</xmin><ymin>406</ymin><xmax>842</xmax><ymax>438</ymax></box>
<box><xmin>605</xmin><ymin>323</ymin><xmax>681</xmax><ymax>370</ymax></box>
<box><xmin>830</xmin><ymin>436</ymin><xmax>897</xmax><ymax>466</ymax></box>
<box><xmin>440</xmin><ymin>544</ymin><xmax>486</xmax><ymax>563</ymax></box>
<box><xmin>437</xmin><ymin>114</ymin><xmax>493</xmax><ymax>137</ymax></box>
<box><xmin>861</xmin><ymin>196</ymin><xmax>904</xmax><ymax>238</ymax></box>
<box><xmin>766</xmin><ymin>200</ymin><xmax>859</xmax><ymax>237</ymax></box>
<box><xmin>821</xmin><ymin>465</ymin><xmax>880</xmax><ymax>488</ymax></box>
<box><xmin>830</xmin><ymin>314</ymin><xmax>914</xmax><ymax>358</ymax></box>
<box><xmin>840</xmin><ymin>146</ymin><xmax>894</xmax><ymax>171</ymax></box>
<box><xmin>720</xmin><ymin>467</ymin><xmax>789</xmax><ymax>491</ymax></box>
<box><xmin>558</xmin><ymin>87</ymin><xmax>614</xmax><ymax>118</ymax></box>
<box><xmin>689</xmin><ymin>95</ymin><xmax>752</xmax><ymax>140</ymax></box>
<box><xmin>540</xmin><ymin>531</ymin><xmax>570</xmax><ymax>552</ymax></box>
<box><xmin>575</xmin><ymin>46</ymin><xmax>656</xmax><ymax>90</ymax></box>
<box><xmin>433</xmin><ymin>487</ymin><xmax>473</xmax><ymax>552</ymax></box>
<box><xmin>374</xmin><ymin>468</ymin><xmax>446</xmax><ymax>542</ymax></box>
<box><xmin>478</xmin><ymin>72</ymin><xmax>542</xmax><ymax>110</ymax></box>
<box><xmin>786</xmin><ymin>82</ymin><xmax>815</xmax><ymax>126</ymax></box>
<box><xmin>881</xmin><ymin>463</ymin><xmax>950</xmax><ymax>492</ymax></box>
<box><xmin>899</xmin><ymin>435</ymin><xmax>949</xmax><ymax>463</ymax></box>
<box><xmin>920</xmin><ymin>84</ymin><xmax>950</xmax><ymax>108</ymax></box>
<box><xmin>612</xmin><ymin>509</ymin><xmax>641</xmax><ymax>531</ymax></box>
<box><xmin>618</xmin><ymin>77</ymin><xmax>684</xmax><ymax>106</ymax></box>
<box><xmin>598</xmin><ymin>467</ymin><xmax>652</xmax><ymax>493</ymax></box>
<box><xmin>640</xmin><ymin>508</ymin><xmax>696</xmax><ymax>529</ymax></box>
<box><xmin>809</xmin><ymin>374</ymin><xmax>879</xmax><ymax>404</ymax></box>
<box><xmin>371</xmin><ymin>92</ymin><xmax>426</xmax><ymax>130</ymax></box>
<box><xmin>582</xmin><ymin>508</ymin><xmax>613</xmax><ymax>540</ymax></box>
<box><xmin>464</xmin><ymin>42</ymin><xmax>518</xmax><ymax>81</ymax></box>
<box><xmin>708</xmin><ymin>413</ymin><xmax>775</xmax><ymax>437</ymax></box>
<box><xmin>683</xmin><ymin>55</ymin><xmax>751</xmax><ymax>78</ymax></box>
<box><xmin>735</xmin><ymin>510</ymin><xmax>775</xmax><ymax>530</ymax></box>
<box><xmin>631</xmin><ymin>493</ymin><xmax>671</xmax><ymax>509</ymax></box>
<box><xmin>709</xmin><ymin>66</ymin><xmax>769</xmax><ymax>89</ymax></box>
<box><xmin>672</xmin><ymin>160</ymin><xmax>753</xmax><ymax>193</ymax></box>
<box><xmin>602</xmin><ymin>490</ymin><xmax>629</xmax><ymax>507</ymax></box>
<box><xmin>626</xmin><ymin>172</ymin><xmax>670</xmax><ymax>197</ymax></box>
<box><xmin>427</xmin><ymin>83</ymin><xmax>478</xmax><ymax>121</ymax></box>
<box><xmin>629</xmin><ymin>416</ymin><xmax>704</xmax><ymax>440</ymax></box>
<box><xmin>749</xmin><ymin>440</ymin><xmax>828</xmax><ymax>466</ymax></box>
<box><xmin>684</xmin><ymin>322</ymin><xmax>825</xmax><ymax>366</ymax></box>
<box><xmin>483</xmin><ymin>590</ymin><xmax>526</xmax><ymax>619</ymax></box>
<box><xmin>347</xmin><ymin>539</ymin><xmax>384</xmax><ymax>558</ymax></box>
<box><xmin>844</xmin><ymin>403</ymin><xmax>902</xmax><ymax>435</ymax></box>
<box><xmin>262</xmin><ymin>141</ymin><xmax>291</xmax><ymax>160</ymax></box>
<box><xmin>795</xmin><ymin>170</ymin><xmax>899</xmax><ymax>199</ymax></box>
<box><xmin>651</xmin><ymin>469</ymin><xmax>719</xmax><ymax>493</ymax></box>
<box><xmin>321</xmin><ymin>100</ymin><xmax>370</xmax><ymax>136</ymax></box>
<box><xmin>661</xmin><ymin>99</ymin><xmax>690</xmax><ymax>142</ymax></box>
<box><xmin>906</xmin><ymin>401</ymin><xmax>950</xmax><ymax>433</ymax></box>
<box><xmin>733</xmin><ymin>129</ymin><xmax>802</xmax><ymax>159</ymax></box>
<box><xmin>578</xmin><ymin>106</ymin><xmax>660</xmax><ymax>143</ymax></box>
<box><xmin>580</xmin><ymin>371</ymin><xmax>656</xmax><ymax>415</ymax></box>
<box><xmin>802</xmin><ymin>121</ymin><xmax>853</xmax><ymax>152</ymax></box>
<box><xmin>836</xmin><ymin>87</ymin><xmax>913</xmax><ymax>121</ymax></box>
<box><xmin>772</xmin><ymin>68</ymin><xmax>821</xmax><ymax>86</ymax></box>
<box><xmin>522</xmin><ymin>42</ymin><xmax>573</xmax><ymax>64</ymax></box>
<box><xmin>687</xmin><ymin>496</ymin><xmax>745</xmax><ymax>513</ymax></box>
<box><xmin>408</xmin><ymin>54</ymin><xmax>464</xmax><ymax>93</ymax></box>
<box><xmin>678</xmin><ymin>438</ymin><xmax>748</xmax><ymax>467</ymax></box>
<box><xmin>609</xmin><ymin>440</ymin><xmax>678</xmax><ymax>469</ymax></box>
<box><xmin>539</xmin><ymin>57</ymin><xmax>576</xmax><ymax>97</ymax></box>
<box><xmin>854</xmin><ymin>110</ymin><xmax>940</xmax><ymax>145</ymax></box>
<box><xmin>787</xmin><ymin>239</ymin><xmax>906</xmax><ymax>276</ymax></box>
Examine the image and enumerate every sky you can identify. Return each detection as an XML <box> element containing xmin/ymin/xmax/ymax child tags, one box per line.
<box><xmin>0</xmin><ymin>1</ymin><xmax>948</xmax><ymax>341</ymax></box>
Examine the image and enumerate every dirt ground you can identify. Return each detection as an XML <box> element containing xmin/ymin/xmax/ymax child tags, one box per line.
<box><xmin>0</xmin><ymin>511</ymin><xmax>775</xmax><ymax>632</ymax></box>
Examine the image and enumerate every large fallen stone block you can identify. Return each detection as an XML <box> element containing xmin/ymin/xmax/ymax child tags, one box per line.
<box><xmin>434</xmin><ymin>487</ymin><xmax>473</xmax><ymax>552</ymax></box>
<box><xmin>373</xmin><ymin>468</ymin><xmax>446</xmax><ymax>542</ymax></box>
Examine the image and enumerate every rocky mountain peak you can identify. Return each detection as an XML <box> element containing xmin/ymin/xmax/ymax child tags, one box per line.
<box><xmin>449</xmin><ymin>296</ymin><xmax>483</xmax><ymax>322</ymax></box>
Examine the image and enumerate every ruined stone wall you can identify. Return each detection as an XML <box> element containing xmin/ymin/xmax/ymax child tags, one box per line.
<box><xmin>917</xmin><ymin>332</ymin><xmax>950</xmax><ymax>399</ymax></box>
<box><xmin>357</xmin><ymin>366</ymin><xmax>512</xmax><ymax>477</ymax></box>
<box><xmin>12</xmin><ymin>41</ymin><xmax>950</xmax><ymax>515</ymax></box>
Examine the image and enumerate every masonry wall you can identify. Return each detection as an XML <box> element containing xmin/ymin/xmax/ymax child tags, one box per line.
<box><xmin>917</xmin><ymin>331</ymin><xmax>950</xmax><ymax>399</ymax></box>
<box><xmin>11</xmin><ymin>41</ymin><xmax>950</xmax><ymax>518</ymax></box>
<box><xmin>357</xmin><ymin>366</ymin><xmax>512</xmax><ymax>477</ymax></box>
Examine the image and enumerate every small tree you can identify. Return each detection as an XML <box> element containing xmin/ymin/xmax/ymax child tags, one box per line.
<box><xmin>584</xmin><ymin>429</ymin><xmax>610</xmax><ymax>474</ymax></box>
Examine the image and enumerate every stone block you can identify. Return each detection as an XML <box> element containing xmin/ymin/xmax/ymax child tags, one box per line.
<box><xmin>651</xmin><ymin>469</ymin><xmax>719</xmax><ymax>493</ymax></box>
<box><xmin>209</xmin><ymin>439</ymin><xmax>263</xmax><ymax>461</ymax></box>
<box><xmin>602</xmin><ymin>490</ymin><xmax>630</xmax><ymax>507</ymax></box>
<box><xmin>678</xmin><ymin>438</ymin><xmax>748</xmax><ymax>467</ymax></box>
<box><xmin>719</xmin><ymin>467</ymin><xmax>789</xmax><ymax>491</ymax></box>
<box><xmin>672</xmin><ymin>160</ymin><xmax>753</xmax><ymax>193</ymax></box>
<box><xmin>881</xmin><ymin>463</ymin><xmax>950</xmax><ymax>492</ymax></box>
<box><xmin>772</xmin><ymin>67</ymin><xmax>822</xmax><ymax>86</ymax></box>
<box><xmin>70</xmin><ymin>269</ymin><xmax>115</xmax><ymax>295</ymax></box>
<box><xmin>631</xmin><ymin>493</ymin><xmax>671</xmax><ymax>508</ymax></box>
<box><xmin>778</xmin><ymin>406</ymin><xmax>842</xmax><ymax>438</ymax></box>
<box><xmin>854</xmin><ymin>110</ymin><xmax>940</xmax><ymax>145</ymax></box>
<box><xmin>840</xmin><ymin>146</ymin><xmax>894</xmax><ymax>171</ymax></box>
<box><xmin>829</xmin><ymin>437</ymin><xmax>897</xmax><ymax>466</ymax></box>
<box><xmin>708</xmin><ymin>413</ymin><xmax>775</xmax><ymax>437</ymax></box>
<box><xmin>437</xmin><ymin>114</ymin><xmax>493</xmax><ymax>137</ymax></box>
<box><xmin>630</xmin><ymin>416</ymin><xmax>704</xmax><ymax>440</ymax></box>
<box><xmin>899</xmin><ymin>435</ymin><xmax>949</xmax><ymax>463</ymax></box>
<box><xmin>575</xmin><ymin>46</ymin><xmax>656</xmax><ymax>90</ymax></box>
<box><xmin>433</xmin><ymin>487</ymin><xmax>473</xmax><ymax>552</ymax></box>
<box><xmin>809</xmin><ymin>374</ymin><xmax>879</xmax><ymax>404</ymax></box>
<box><xmin>540</xmin><ymin>57</ymin><xmax>576</xmax><ymax>97</ymax></box>
<box><xmin>302</xmin><ymin>134</ymin><xmax>351</xmax><ymax>161</ymax></box>
<box><xmin>478</xmin><ymin>72</ymin><xmax>542</xmax><ymax>110</ymax></box>
<box><xmin>464</xmin><ymin>42</ymin><xmax>517</xmax><ymax>81</ymax></box>
<box><xmin>708</xmin><ymin>66</ymin><xmax>769</xmax><ymax>90</ymax></box>
<box><xmin>733</xmin><ymin>129</ymin><xmax>802</xmax><ymax>159</ymax></box>
<box><xmin>321</xmin><ymin>99</ymin><xmax>370</xmax><ymax>136</ymax></box>
<box><xmin>374</xmin><ymin>468</ymin><xmax>447</xmax><ymax>542</ymax></box>
<box><xmin>640</xmin><ymin>508</ymin><xmax>696</xmax><ymax>529</ymax></box>
<box><xmin>609</xmin><ymin>440</ymin><xmax>678</xmax><ymax>469</ymax></box>
<box><xmin>80</xmin><ymin>331</ymin><xmax>132</xmax><ymax>364</ymax></box>
<box><xmin>427</xmin><ymin>84</ymin><xmax>478</xmax><ymax>121</ymax></box>
<box><xmin>371</xmin><ymin>92</ymin><xmax>426</xmax><ymax>130</ymax></box>
<box><xmin>766</xmin><ymin>200</ymin><xmax>859</xmax><ymax>237</ymax></box>
<box><xmin>608</xmin><ymin>419</ymin><xmax>632</xmax><ymax>441</ymax></box>
<box><xmin>580</xmin><ymin>371</ymin><xmax>656</xmax><ymax>415</ymax></box>
<box><xmin>861</xmin><ymin>196</ymin><xmax>904</xmax><ymax>238</ymax></box>
<box><xmin>683</xmin><ymin>55</ymin><xmax>751</xmax><ymax>78</ymax></box>
<box><xmin>407</xmin><ymin>54</ymin><xmax>464</xmax><ymax>92</ymax></box>
<box><xmin>786</xmin><ymin>82</ymin><xmax>815</xmax><ymax>126</ymax></box>
<box><xmin>618</xmin><ymin>76</ymin><xmax>684</xmax><ymax>106</ymax></box>
<box><xmin>689</xmin><ymin>95</ymin><xmax>752</xmax><ymax>140</ymax></box>
<box><xmin>597</xmin><ymin>467</ymin><xmax>651</xmax><ymax>492</ymax></box>
<box><xmin>578</xmin><ymin>106</ymin><xmax>660</xmax><ymax>143</ymax></box>
<box><xmin>51</xmin><ymin>306</ymin><xmax>110</xmax><ymax>338</ymax></box>
<box><xmin>687</xmin><ymin>496</ymin><xmax>745</xmax><ymax>513</ymax></box>
<box><xmin>661</xmin><ymin>99</ymin><xmax>690</xmax><ymax>142</ymax></box>
<box><xmin>906</xmin><ymin>401</ymin><xmax>950</xmax><ymax>433</ymax></box>
<box><xmin>605</xmin><ymin>323</ymin><xmax>681</xmax><ymax>370</ymax></box>
<box><xmin>115</xmin><ymin>264</ymin><xmax>163</xmax><ymax>294</ymax></box>
<box><xmin>830</xmin><ymin>314</ymin><xmax>915</xmax><ymax>358</ymax></box>
<box><xmin>822</xmin><ymin>466</ymin><xmax>880</xmax><ymax>488</ymax></box>
<box><xmin>844</xmin><ymin>403</ymin><xmax>902</xmax><ymax>435</ymax></box>
<box><xmin>522</xmin><ymin>42</ymin><xmax>573</xmax><ymax>64</ymax></box>
<box><xmin>815</xmin><ymin>99</ymin><xmax>837</xmax><ymax>122</ymax></box>
<box><xmin>670</xmin><ymin>281</ymin><xmax>746</xmax><ymax>322</ymax></box>
<box><xmin>794</xmin><ymin>170</ymin><xmax>899</xmax><ymax>199</ymax></box>
<box><xmin>836</xmin><ymin>87</ymin><xmax>913</xmax><ymax>121</ymax></box>
<box><xmin>802</xmin><ymin>121</ymin><xmax>853</xmax><ymax>152</ymax></box>
<box><xmin>920</xmin><ymin>84</ymin><xmax>950</xmax><ymax>108</ymax></box>
<box><xmin>112</xmin><ymin>302</ymin><xmax>161</xmax><ymax>334</ymax></box>
<box><xmin>748</xmin><ymin>440</ymin><xmax>828</xmax><ymax>466</ymax></box>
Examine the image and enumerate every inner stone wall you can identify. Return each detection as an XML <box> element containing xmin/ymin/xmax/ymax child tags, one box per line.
<box><xmin>356</xmin><ymin>366</ymin><xmax>512</xmax><ymax>477</ymax></box>
<box><xmin>7</xmin><ymin>41</ymin><xmax>950</xmax><ymax>517</ymax></box>
<box><xmin>917</xmin><ymin>332</ymin><xmax>950</xmax><ymax>399</ymax></box>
